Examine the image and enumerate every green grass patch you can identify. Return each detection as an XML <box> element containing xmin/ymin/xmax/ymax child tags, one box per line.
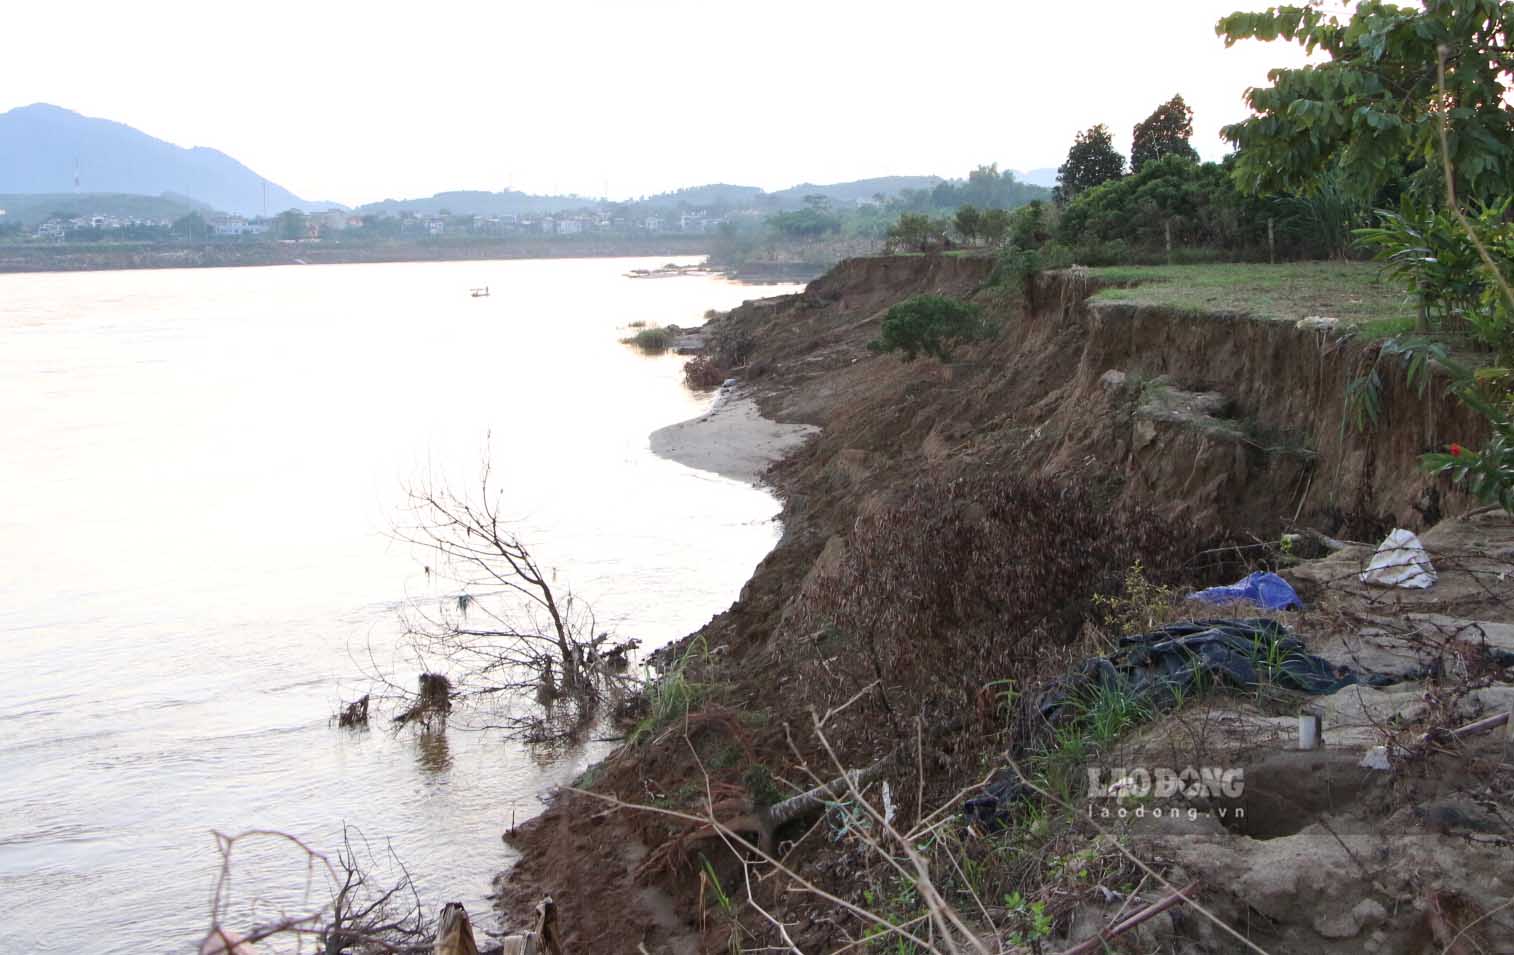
<box><xmin>627</xmin><ymin>638</ymin><xmax>712</xmax><ymax>745</ymax></box>
<box><xmin>1355</xmin><ymin>314</ymin><xmax>1418</xmax><ymax>341</ymax></box>
<box><xmin>572</xmin><ymin>761</ymin><xmax>607</xmax><ymax>790</ymax></box>
<box><xmin>620</xmin><ymin>325</ymin><xmax>680</xmax><ymax>353</ymax></box>
<box><xmin>1089</xmin><ymin>261</ymin><xmax>1414</xmax><ymax>327</ymax></box>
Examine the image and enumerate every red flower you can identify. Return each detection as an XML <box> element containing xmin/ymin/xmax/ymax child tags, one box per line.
<box><xmin>1450</xmin><ymin>442</ymin><xmax>1463</xmax><ymax>457</ymax></box>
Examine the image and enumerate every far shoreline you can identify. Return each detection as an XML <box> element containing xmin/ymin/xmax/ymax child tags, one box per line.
<box><xmin>0</xmin><ymin>237</ymin><xmax>830</xmax><ymax>285</ymax></box>
<box><xmin>0</xmin><ymin>235</ymin><xmax>697</xmax><ymax>274</ymax></box>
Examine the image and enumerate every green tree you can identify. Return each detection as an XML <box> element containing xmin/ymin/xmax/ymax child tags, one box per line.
<box><xmin>1131</xmin><ymin>94</ymin><xmax>1199</xmax><ymax>172</ymax></box>
<box><xmin>360</xmin><ymin>214</ymin><xmax>402</xmax><ymax>238</ymax></box>
<box><xmin>174</xmin><ymin>211</ymin><xmax>208</xmax><ymax>241</ymax></box>
<box><xmin>1217</xmin><ymin>1</ymin><xmax>1514</xmax><ymax>202</ymax></box>
<box><xmin>768</xmin><ymin>206</ymin><xmax>841</xmax><ymax>238</ymax></box>
<box><xmin>866</xmin><ymin>295</ymin><xmax>997</xmax><ymax>362</ymax></box>
<box><xmin>886</xmin><ymin>212</ymin><xmax>949</xmax><ymax>252</ymax></box>
<box><xmin>1055</xmin><ymin>124</ymin><xmax>1126</xmax><ymax>202</ymax></box>
<box><xmin>962</xmin><ymin>164</ymin><xmax>1003</xmax><ymax>208</ymax></box>
<box><xmin>979</xmin><ymin>207</ymin><xmax>1012</xmax><ymax>246</ymax></box>
<box><xmin>276</xmin><ymin>209</ymin><xmax>308</xmax><ymax>240</ymax></box>
<box><xmin>1010</xmin><ymin>200</ymin><xmax>1052</xmax><ymax>249</ymax></box>
<box><xmin>954</xmin><ymin>205</ymin><xmax>982</xmax><ymax>245</ymax></box>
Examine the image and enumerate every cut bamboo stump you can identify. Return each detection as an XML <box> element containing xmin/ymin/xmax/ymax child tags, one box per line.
<box><xmin>433</xmin><ymin>903</ymin><xmax>480</xmax><ymax>955</ymax></box>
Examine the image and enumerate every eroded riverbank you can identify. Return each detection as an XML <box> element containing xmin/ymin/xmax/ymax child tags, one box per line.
<box><xmin>493</xmin><ymin>253</ymin><xmax>1510</xmax><ymax>953</ymax></box>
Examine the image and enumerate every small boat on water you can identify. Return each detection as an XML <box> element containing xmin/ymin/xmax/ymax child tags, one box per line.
<box><xmin>470</xmin><ymin>286</ymin><xmax>490</xmax><ymax>297</ymax></box>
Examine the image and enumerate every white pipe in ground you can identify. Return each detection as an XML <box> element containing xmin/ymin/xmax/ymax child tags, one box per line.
<box><xmin>1298</xmin><ymin>713</ymin><xmax>1322</xmax><ymax>750</ymax></box>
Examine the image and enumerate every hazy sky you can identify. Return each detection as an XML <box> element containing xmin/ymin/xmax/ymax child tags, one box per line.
<box><xmin>2</xmin><ymin>0</ymin><xmax>1323</xmax><ymax>206</ymax></box>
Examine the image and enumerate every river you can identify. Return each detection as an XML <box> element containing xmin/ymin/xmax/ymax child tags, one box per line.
<box><xmin>0</xmin><ymin>257</ymin><xmax>802</xmax><ymax>953</ymax></box>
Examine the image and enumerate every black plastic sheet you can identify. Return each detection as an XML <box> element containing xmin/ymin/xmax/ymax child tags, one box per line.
<box><xmin>965</xmin><ymin>619</ymin><xmax>1395</xmax><ymax>829</ymax></box>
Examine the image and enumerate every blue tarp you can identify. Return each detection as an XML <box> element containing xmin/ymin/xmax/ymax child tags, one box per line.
<box><xmin>1186</xmin><ymin>571</ymin><xmax>1302</xmax><ymax>611</ymax></box>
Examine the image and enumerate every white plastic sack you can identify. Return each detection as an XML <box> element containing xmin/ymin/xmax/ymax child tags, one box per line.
<box><xmin>1359</xmin><ymin>746</ymin><xmax>1393</xmax><ymax>771</ymax></box>
<box><xmin>1358</xmin><ymin>528</ymin><xmax>1437</xmax><ymax>589</ymax></box>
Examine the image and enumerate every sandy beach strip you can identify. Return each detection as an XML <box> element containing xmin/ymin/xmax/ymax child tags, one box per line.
<box><xmin>650</xmin><ymin>389</ymin><xmax>819</xmax><ymax>484</ymax></box>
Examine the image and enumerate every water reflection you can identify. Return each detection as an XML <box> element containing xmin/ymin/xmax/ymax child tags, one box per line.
<box><xmin>414</xmin><ymin>731</ymin><xmax>453</xmax><ymax>775</ymax></box>
<box><xmin>0</xmin><ymin>257</ymin><xmax>802</xmax><ymax>954</ymax></box>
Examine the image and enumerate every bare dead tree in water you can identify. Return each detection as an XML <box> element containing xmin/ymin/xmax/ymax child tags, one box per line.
<box><xmin>387</xmin><ymin>460</ymin><xmax>637</xmax><ymax>738</ymax></box>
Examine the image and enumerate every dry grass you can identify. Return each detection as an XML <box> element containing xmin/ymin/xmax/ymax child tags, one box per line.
<box><xmin>1089</xmin><ymin>261</ymin><xmax>1414</xmax><ymax>332</ymax></box>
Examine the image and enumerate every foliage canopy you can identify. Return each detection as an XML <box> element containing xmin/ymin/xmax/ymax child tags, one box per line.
<box><xmin>886</xmin><ymin>212</ymin><xmax>951</xmax><ymax>252</ymax></box>
<box><xmin>1055</xmin><ymin>156</ymin><xmax>1276</xmax><ymax>259</ymax></box>
<box><xmin>1358</xmin><ymin>200</ymin><xmax>1493</xmax><ymax>333</ymax></box>
<box><xmin>953</xmin><ymin>205</ymin><xmax>983</xmax><ymax>245</ymax></box>
<box><xmin>1217</xmin><ymin>1</ymin><xmax>1514</xmax><ymax>202</ymax></box>
<box><xmin>1055</xmin><ymin>125</ymin><xmax>1126</xmax><ymax>202</ymax></box>
<box><xmin>1131</xmin><ymin>95</ymin><xmax>1200</xmax><ymax>172</ymax></box>
<box><xmin>768</xmin><ymin>205</ymin><xmax>843</xmax><ymax>238</ymax></box>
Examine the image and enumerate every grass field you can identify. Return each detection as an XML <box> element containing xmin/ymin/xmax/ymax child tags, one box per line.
<box><xmin>1089</xmin><ymin>261</ymin><xmax>1416</xmax><ymax>335</ymax></box>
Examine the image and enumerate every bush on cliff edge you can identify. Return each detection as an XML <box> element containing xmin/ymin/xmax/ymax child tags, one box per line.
<box><xmin>866</xmin><ymin>294</ymin><xmax>997</xmax><ymax>363</ymax></box>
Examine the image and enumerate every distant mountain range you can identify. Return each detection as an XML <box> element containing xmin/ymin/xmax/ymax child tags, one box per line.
<box><xmin>1015</xmin><ymin>168</ymin><xmax>1058</xmax><ymax>188</ymax></box>
<box><xmin>356</xmin><ymin>189</ymin><xmax>599</xmax><ymax>218</ymax></box>
<box><xmin>0</xmin><ymin>103</ymin><xmax>1059</xmax><ymax>222</ymax></box>
<box><xmin>768</xmin><ymin>176</ymin><xmax>944</xmax><ymax>205</ymax></box>
<box><xmin>0</xmin><ymin>104</ymin><xmax>341</xmax><ymax>217</ymax></box>
<box><xmin>0</xmin><ymin>191</ymin><xmax>211</xmax><ymax>225</ymax></box>
<box><xmin>361</xmin><ymin>173</ymin><xmax>1056</xmax><ymax>218</ymax></box>
<box><xmin>355</xmin><ymin>179</ymin><xmax>955</xmax><ymax>217</ymax></box>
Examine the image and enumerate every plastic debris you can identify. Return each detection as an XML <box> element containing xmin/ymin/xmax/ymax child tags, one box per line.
<box><xmin>1187</xmin><ymin>571</ymin><xmax>1303</xmax><ymax>610</ymax></box>
<box><xmin>1359</xmin><ymin>528</ymin><xmax>1437</xmax><ymax>589</ymax></box>
<box><xmin>1052</xmin><ymin>619</ymin><xmax>1371</xmax><ymax>710</ymax></box>
<box><xmin>966</xmin><ymin>619</ymin><xmax>1391</xmax><ymax>829</ymax></box>
<box><xmin>1360</xmin><ymin>746</ymin><xmax>1393</xmax><ymax>771</ymax></box>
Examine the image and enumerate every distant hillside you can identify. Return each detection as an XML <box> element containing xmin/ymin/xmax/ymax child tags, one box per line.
<box><xmin>631</xmin><ymin>183</ymin><xmax>765</xmax><ymax>208</ymax></box>
<box><xmin>0</xmin><ymin>104</ymin><xmax>338</xmax><ymax>217</ymax></box>
<box><xmin>357</xmin><ymin>189</ymin><xmax>598</xmax><ymax>218</ymax></box>
<box><xmin>769</xmin><ymin>176</ymin><xmax>943</xmax><ymax>205</ymax></box>
<box><xmin>1014</xmin><ymin>167</ymin><xmax>1058</xmax><ymax>188</ymax></box>
<box><xmin>359</xmin><ymin>177</ymin><xmax>951</xmax><ymax>218</ymax></box>
<box><xmin>0</xmin><ymin>192</ymin><xmax>210</xmax><ymax>225</ymax></box>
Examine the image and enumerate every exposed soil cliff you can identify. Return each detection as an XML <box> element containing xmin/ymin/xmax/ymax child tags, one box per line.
<box><xmin>494</xmin><ymin>255</ymin><xmax>1505</xmax><ymax>954</ymax></box>
<box><xmin>753</xmin><ymin>254</ymin><xmax>1470</xmax><ymax>539</ymax></box>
